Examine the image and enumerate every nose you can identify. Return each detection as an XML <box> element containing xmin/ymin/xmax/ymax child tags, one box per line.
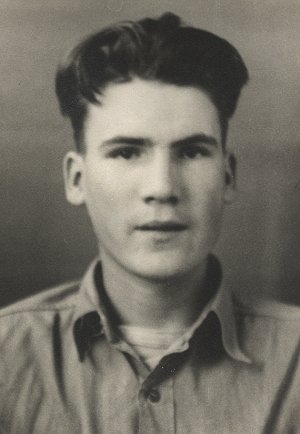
<box><xmin>141</xmin><ymin>151</ymin><xmax>180</xmax><ymax>205</ymax></box>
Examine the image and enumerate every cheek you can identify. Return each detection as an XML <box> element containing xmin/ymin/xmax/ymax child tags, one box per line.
<box><xmin>186</xmin><ymin>166</ymin><xmax>226</xmax><ymax>206</ymax></box>
<box><xmin>83</xmin><ymin>167</ymin><xmax>132</xmax><ymax>225</ymax></box>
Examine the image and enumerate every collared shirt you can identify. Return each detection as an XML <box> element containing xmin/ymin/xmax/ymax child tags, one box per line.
<box><xmin>0</xmin><ymin>257</ymin><xmax>299</xmax><ymax>434</ymax></box>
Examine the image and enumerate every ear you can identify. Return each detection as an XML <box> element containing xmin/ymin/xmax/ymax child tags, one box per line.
<box><xmin>224</xmin><ymin>152</ymin><xmax>236</xmax><ymax>204</ymax></box>
<box><xmin>63</xmin><ymin>151</ymin><xmax>86</xmax><ymax>206</ymax></box>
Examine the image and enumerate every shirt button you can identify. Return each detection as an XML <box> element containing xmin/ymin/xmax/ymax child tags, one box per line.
<box><xmin>147</xmin><ymin>388</ymin><xmax>161</xmax><ymax>403</ymax></box>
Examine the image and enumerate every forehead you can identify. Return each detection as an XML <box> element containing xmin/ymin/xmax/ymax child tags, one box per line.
<box><xmin>84</xmin><ymin>78</ymin><xmax>221</xmax><ymax>144</ymax></box>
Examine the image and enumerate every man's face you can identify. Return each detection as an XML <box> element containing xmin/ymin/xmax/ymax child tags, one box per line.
<box><xmin>64</xmin><ymin>79</ymin><xmax>235</xmax><ymax>281</ymax></box>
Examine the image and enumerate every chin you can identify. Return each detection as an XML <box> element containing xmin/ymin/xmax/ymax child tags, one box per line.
<box><xmin>129</xmin><ymin>255</ymin><xmax>199</xmax><ymax>282</ymax></box>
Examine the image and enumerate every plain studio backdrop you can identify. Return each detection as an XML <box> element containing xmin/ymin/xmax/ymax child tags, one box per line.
<box><xmin>0</xmin><ymin>0</ymin><xmax>299</xmax><ymax>307</ymax></box>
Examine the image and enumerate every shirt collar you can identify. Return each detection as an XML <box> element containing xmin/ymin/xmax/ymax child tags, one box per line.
<box><xmin>73</xmin><ymin>258</ymin><xmax>105</xmax><ymax>361</ymax></box>
<box><xmin>165</xmin><ymin>256</ymin><xmax>253</xmax><ymax>364</ymax></box>
<box><xmin>212</xmin><ymin>283</ymin><xmax>252</xmax><ymax>364</ymax></box>
<box><xmin>73</xmin><ymin>256</ymin><xmax>252</xmax><ymax>364</ymax></box>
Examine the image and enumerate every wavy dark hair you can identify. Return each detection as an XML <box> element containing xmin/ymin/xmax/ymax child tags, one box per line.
<box><xmin>55</xmin><ymin>12</ymin><xmax>249</xmax><ymax>150</ymax></box>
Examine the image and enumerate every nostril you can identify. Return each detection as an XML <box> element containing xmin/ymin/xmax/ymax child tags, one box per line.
<box><xmin>169</xmin><ymin>195</ymin><xmax>178</xmax><ymax>205</ymax></box>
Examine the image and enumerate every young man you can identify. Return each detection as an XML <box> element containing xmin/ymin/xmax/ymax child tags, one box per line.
<box><xmin>0</xmin><ymin>12</ymin><xmax>299</xmax><ymax>434</ymax></box>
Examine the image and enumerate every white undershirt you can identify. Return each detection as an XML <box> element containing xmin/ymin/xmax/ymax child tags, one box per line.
<box><xmin>118</xmin><ymin>325</ymin><xmax>188</xmax><ymax>369</ymax></box>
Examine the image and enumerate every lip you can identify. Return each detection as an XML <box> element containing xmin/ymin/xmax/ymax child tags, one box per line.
<box><xmin>135</xmin><ymin>220</ymin><xmax>188</xmax><ymax>232</ymax></box>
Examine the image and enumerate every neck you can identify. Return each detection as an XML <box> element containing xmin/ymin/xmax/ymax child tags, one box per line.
<box><xmin>98</xmin><ymin>252</ymin><xmax>211</xmax><ymax>331</ymax></box>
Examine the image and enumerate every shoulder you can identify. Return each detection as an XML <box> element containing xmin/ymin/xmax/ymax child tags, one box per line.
<box><xmin>0</xmin><ymin>281</ymin><xmax>81</xmax><ymax>381</ymax></box>
<box><xmin>0</xmin><ymin>281</ymin><xmax>81</xmax><ymax>420</ymax></box>
<box><xmin>0</xmin><ymin>280</ymin><xmax>80</xmax><ymax>319</ymax></box>
<box><xmin>0</xmin><ymin>281</ymin><xmax>81</xmax><ymax>349</ymax></box>
<box><xmin>233</xmin><ymin>294</ymin><xmax>300</xmax><ymax>322</ymax></box>
<box><xmin>233</xmin><ymin>294</ymin><xmax>300</xmax><ymax>337</ymax></box>
<box><xmin>232</xmin><ymin>294</ymin><xmax>300</xmax><ymax>363</ymax></box>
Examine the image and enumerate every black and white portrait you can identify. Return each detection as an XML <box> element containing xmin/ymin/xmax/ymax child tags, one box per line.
<box><xmin>1</xmin><ymin>1</ymin><xmax>299</xmax><ymax>433</ymax></box>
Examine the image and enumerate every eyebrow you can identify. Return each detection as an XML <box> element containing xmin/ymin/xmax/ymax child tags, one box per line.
<box><xmin>102</xmin><ymin>136</ymin><xmax>149</xmax><ymax>147</ymax></box>
<box><xmin>173</xmin><ymin>134</ymin><xmax>218</xmax><ymax>148</ymax></box>
<box><xmin>101</xmin><ymin>133</ymin><xmax>218</xmax><ymax>148</ymax></box>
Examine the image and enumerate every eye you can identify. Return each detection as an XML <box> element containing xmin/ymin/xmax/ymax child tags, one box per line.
<box><xmin>178</xmin><ymin>144</ymin><xmax>211</xmax><ymax>159</ymax></box>
<box><xmin>108</xmin><ymin>147</ymin><xmax>141</xmax><ymax>160</ymax></box>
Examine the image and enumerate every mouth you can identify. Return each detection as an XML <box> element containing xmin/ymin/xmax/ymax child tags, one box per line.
<box><xmin>136</xmin><ymin>221</ymin><xmax>188</xmax><ymax>232</ymax></box>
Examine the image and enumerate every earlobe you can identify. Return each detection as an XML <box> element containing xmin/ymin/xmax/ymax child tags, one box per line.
<box><xmin>63</xmin><ymin>151</ymin><xmax>85</xmax><ymax>206</ymax></box>
<box><xmin>224</xmin><ymin>152</ymin><xmax>236</xmax><ymax>204</ymax></box>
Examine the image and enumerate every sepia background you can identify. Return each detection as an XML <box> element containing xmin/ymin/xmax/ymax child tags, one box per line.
<box><xmin>1</xmin><ymin>0</ymin><xmax>299</xmax><ymax>306</ymax></box>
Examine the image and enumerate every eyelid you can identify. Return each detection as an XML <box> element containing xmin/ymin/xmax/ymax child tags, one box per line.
<box><xmin>176</xmin><ymin>143</ymin><xmax>212</xmax><ymax>157</ymax></box>
<box><xmin>106</xmin><ymin>145</ymin><xmax>142</xmax><ymax>159</ymax></box>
